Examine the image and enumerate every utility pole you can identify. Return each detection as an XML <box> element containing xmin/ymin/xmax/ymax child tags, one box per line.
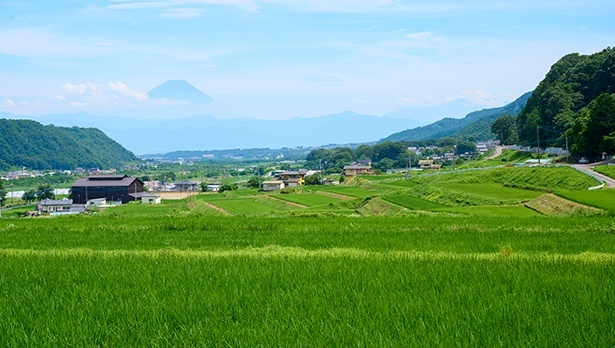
<box><xmin>536</xmin><ymin>125</ymin><xmax>541</xmax><ymax>165</ymax></box>
<box><xmin>452</xmin><ymin>145</ymin><xmax>457</xmax><ymax>171</ymax></box>
<box><xmin>565</xmin><ymin>136</ymin><xmax>569</xmax><ymax>163</ymax></box>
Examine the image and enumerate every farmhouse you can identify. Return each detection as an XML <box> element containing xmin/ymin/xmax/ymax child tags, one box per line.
<box><xmin>343</xmin><ymin>165</ymin><xmax>371</xmax><ymax>176</ymax></box>
<box><xmin>37</xmin><ymin>199</ymin><xmax>73</xmax><ymax>214</ymax></box>
<box><xmin>418</xmin><ymin>160</ymin><xmax>441</xmax><ymax>170</ymax></box>
<box><xmin>277</xmin><ymin>170</ymin><xmax>307</xmax><ymax>187</ymax></box>
<box><xmin>71</xmin><ymin>174</ymin><xmax>144</xmax><ymax>204</ymax></box>
<box><xmin>174</xmin><ymin>180</ymin><xmax>199</xmax><ymax>192</ymax></box>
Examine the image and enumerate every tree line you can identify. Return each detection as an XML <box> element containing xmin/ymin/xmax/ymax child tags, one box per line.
<box><xmin>513</xmin><ymin>48</ymin><xmax>615</xmax><ymax>158</ymax></box>
<box><xmin>305</xmin><ymin>139</ymin><xmax>477</xmax><ymax>173</ymax></box>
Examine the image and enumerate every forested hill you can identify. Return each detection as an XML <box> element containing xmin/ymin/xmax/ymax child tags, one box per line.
<box><xmin>0</xmin><ymin>119</ymin><xmax>139</xmax><ymax>170</ymax></box>
<box><xmin>516</xmin><ymin>47</ymin><xmax>615</xmax><ymax>156</ymax></box>
<box><xmin>380</xmin><ymin>92</ymin><xmax>531</xmax><ymax>143</ymax></box>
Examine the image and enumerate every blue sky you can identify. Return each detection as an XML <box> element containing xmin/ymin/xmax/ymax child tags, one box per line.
<box><xmin>1</xmin><ymin>1</ymin><xmax>613</xmax><ymax>121</ymax></box>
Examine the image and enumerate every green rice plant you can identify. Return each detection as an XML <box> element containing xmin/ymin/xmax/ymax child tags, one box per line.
<box><xmin>593</xmin><ymin>164</ymin><xmax>615</xmax><ymax>179</ymax></box>
<box><xmin>0</xmin><ymin>249</ymin><xmax>613</xmax><ymax>346</ymax></box>
<box><xmin>205</xmin><ymin>197</ymin><xmax>299</xmax><ymax>215</ymax></box>
<box><xmin>556</xmin><ymin>189</ymin><xmax>615</xmax><ymax>214</ymax></box>
<box><xmin>314</xmin><ymin>185</ymin><xmax>384</xmax><ymax>198</ymax></box>
<box><xmin>382</xmin><ymin>194</ymin><xmax>447</xmax><ymax>210</ymax></box>
<box><xmin>354</xmin><ymin>197</ymin><xmax>408</xmax><ymax>216</ymax></box>
<box><xmin>436</xmin><ymin>205</ymin><xmax>541</xmax><ymax>217</ymax></box>
<box><xmin>389</xmin><ymin>166</ymin><xmax>600</xmax><ymax>192</ymax></box>
<box><xmin>272</xmin><ymin>192</ymin><xmax>342</xmax><ymax>207</ymax></box>
<box><xmin>458</xmin><ymin>149</ymin><xmax>534</xmax><ymax>169</ymax></box>
<box><xmin>440</xmin><ymin>183</ymin><xmax>543</xmax><ymax>202</ymax></box>
<box><xmin>3</xmin><ymin>215</ymin><xmax>615</xmax><ymax>254</ymax></box>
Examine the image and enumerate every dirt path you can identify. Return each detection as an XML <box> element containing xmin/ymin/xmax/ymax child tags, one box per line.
<box><xmin>158</xmin><ymin>191</ymin><xmax>198</xmax><ymax>200</ymax></box>
<box><xmin>265</xmin><ymin>195</ymin><xmax>308</xmax><ymax>208</ymax></box>
<box><xmin>486</xmin><ymin>146</ymin><xmax>503</xmax><ymax>159</ymax></box>
<box><xmin>203</xmin><ymin>202</ymin><xmax>232</xmax><ymax>215</ymax></box>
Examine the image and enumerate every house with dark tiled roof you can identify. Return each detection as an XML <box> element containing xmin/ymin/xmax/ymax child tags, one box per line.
<box><xmin>71</xmin><ymin>175</ymin><xmax>144</xmax><ymax>204</ymax></box>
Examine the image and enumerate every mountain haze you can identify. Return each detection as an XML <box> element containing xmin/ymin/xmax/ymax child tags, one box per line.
<box><xmin>380</xmin><ymin>92</ymin><xmax>532</xmax><ymax>143</ymax></box>
<box><xmin>4</xmin><ymin>111</ymin><xmax>423</xmax><ymax>154</ymax></box>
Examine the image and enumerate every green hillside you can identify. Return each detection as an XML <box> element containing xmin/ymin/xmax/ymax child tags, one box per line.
<box><xmin>0</xmin><ymin>119</ymin><xmax>139</xmax><ymax>170</ymax></box>
<box><xmin>516</xmin><ymin>47</ymin><xmax>615</xmax><ymax>156</ymax></box>
<box><xmin>380</xmin><ymin>92</ymin><xmax>531</xmax><ymax>142</ymax></box>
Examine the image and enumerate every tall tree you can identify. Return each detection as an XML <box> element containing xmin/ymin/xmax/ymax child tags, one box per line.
<box><xmin>0</xmin><ymin>181</ymin><xmax>5</xmax><ymax>208</ymax></box>
<box><xmin>491</xmin><ymin>115</ymin><xmax>517</xmax><ymax>145</ymax></box>
<box><xmin>36</xmin><ymin>184</ymin><xmax>55</xmax><ymax>201</ymax></box>
<box><xmin>580</xmin><ymin>93</ymin><xmax>615</xmax><ymax>155</ymax></box>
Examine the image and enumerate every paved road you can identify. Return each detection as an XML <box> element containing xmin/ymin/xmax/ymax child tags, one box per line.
<box><xmin>571</xmin><ymin>164</ymin><xmax>615</xmax><ymax>188</ymax></box>
<box><xmin>487</xmin><ymin>146</ymin><xmax>503</xmax><ymax>159</ymax></box>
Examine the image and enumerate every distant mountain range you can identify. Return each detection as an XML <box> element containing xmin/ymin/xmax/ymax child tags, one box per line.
<box><xmin>0</xmin><ymin>79</ymin><xmax>530</xmax><ymax>156</ymax></box>
<box><xmin>380</xmin><ymin>92</ymin><xmax>532</xmax><ymax>143</ymax></box>
<box><xmin>0</xmin><ymin>111</ymin><xmax>423</xmax><ymax>155</ymax></box>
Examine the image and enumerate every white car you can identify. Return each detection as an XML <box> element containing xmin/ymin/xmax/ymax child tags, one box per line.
<box><xmin>579</xmin><ymin>157</ymin><xmax>589</xmax><ymax>164</ymax></box>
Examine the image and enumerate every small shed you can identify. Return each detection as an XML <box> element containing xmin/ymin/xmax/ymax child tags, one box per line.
<box><xmin>207</xmin><ymin>184</ymin><xmax>222</xmax><ymax>192</ymax></box>
<box><xmin>263</xmin><ymin>180</ymin><xmax>285</xmax><ymax>191</ymax></box>
<box><xmin>139</xmin><ymin>193</ymin><xmax>161</xmax><ymax>204</ymax></box>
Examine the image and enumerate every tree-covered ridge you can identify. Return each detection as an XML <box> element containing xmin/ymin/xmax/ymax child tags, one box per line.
<box><xmin>516</xmin><ymin>47</ymin><xmax>615</xmax><ymax>155</ymax></box>
<box><xmin>0</xmin><ymin>119</ymin><xmax>139</xmax><ymax>170</ymax></box>
<box><xmin>380</xmin><ymin>92</ymin><xmax>531</xmax><ymax>143</ymax></box>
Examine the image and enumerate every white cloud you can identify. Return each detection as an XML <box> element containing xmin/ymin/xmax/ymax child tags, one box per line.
<box><xmin>159</xmin><ymin>8</ymin><xmax>203</xmax><ymax>18</ymax></box>
<box><xmin>461</xmin><ymin>89</ymin><xmax>498</xmax><ymax>106</ymax></box>
<box><xmin>108</xmin><ymin>81</ymin><xmax>148</xmax><ymax>100</ymax></box>
<box><xmin>59</xmin><ymin>81</ymin><xmax>148</xmax><ymax>108</ymax></box>
<box><xmin>4</xmin><ymin>99</ymin><xmax>17</xmax><ymax>108</ymax></box>
<box><xmin>69</xmin><ymin>101</ymin><xmax>90</xmax><ymax>107</ymax></box>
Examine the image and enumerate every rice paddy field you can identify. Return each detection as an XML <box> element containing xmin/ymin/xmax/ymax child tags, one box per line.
<box><xmin>1</xmin><ymin>166</ymin><xmax>614</xmax><ymax>346</ymax></box>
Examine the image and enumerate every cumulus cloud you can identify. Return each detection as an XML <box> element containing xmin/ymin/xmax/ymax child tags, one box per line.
<box><xmin>58</xmin><ymin>81</ymin><xmax>148</xmax><ymax>109</ymax></box>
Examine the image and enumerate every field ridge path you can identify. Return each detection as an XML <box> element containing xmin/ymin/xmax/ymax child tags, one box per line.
<box><xmin>316</xmin><ymin>191</ymin><xmax>354</xmax><ymax>200</ymax></box>
<box><xmin>203</xmin><ymin>202</ymin><xmax>233</xmax><ymax>215</ymax></box>
<box><xmin>265</xmin><ymin>195</ymin><xmax>308</xmax><ymax>208</ymax></box>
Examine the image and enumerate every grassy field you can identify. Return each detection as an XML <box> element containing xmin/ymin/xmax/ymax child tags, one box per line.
<box><xmin>271</xmin><ymin>192</ymin><xmax>342</xmax><ymax>207</ymax></box>
<box><xmin>1</xmin><ymin>214</ymin><xmax>614</xmax><ymax>346</ymax></box>
<box><xmin>1</xmin><ymin>165</ymin><xmax>614</xmax><ymax>346</ymax></box>
<box><xmin>594</xmin><ymin>164</ymin><xmax>615</xmax><ymax>179</ymax></box>
<box><xmin>382</xmin><ymin>194</ymin><xmax>447</xmax><ymax>210</ymax></box>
